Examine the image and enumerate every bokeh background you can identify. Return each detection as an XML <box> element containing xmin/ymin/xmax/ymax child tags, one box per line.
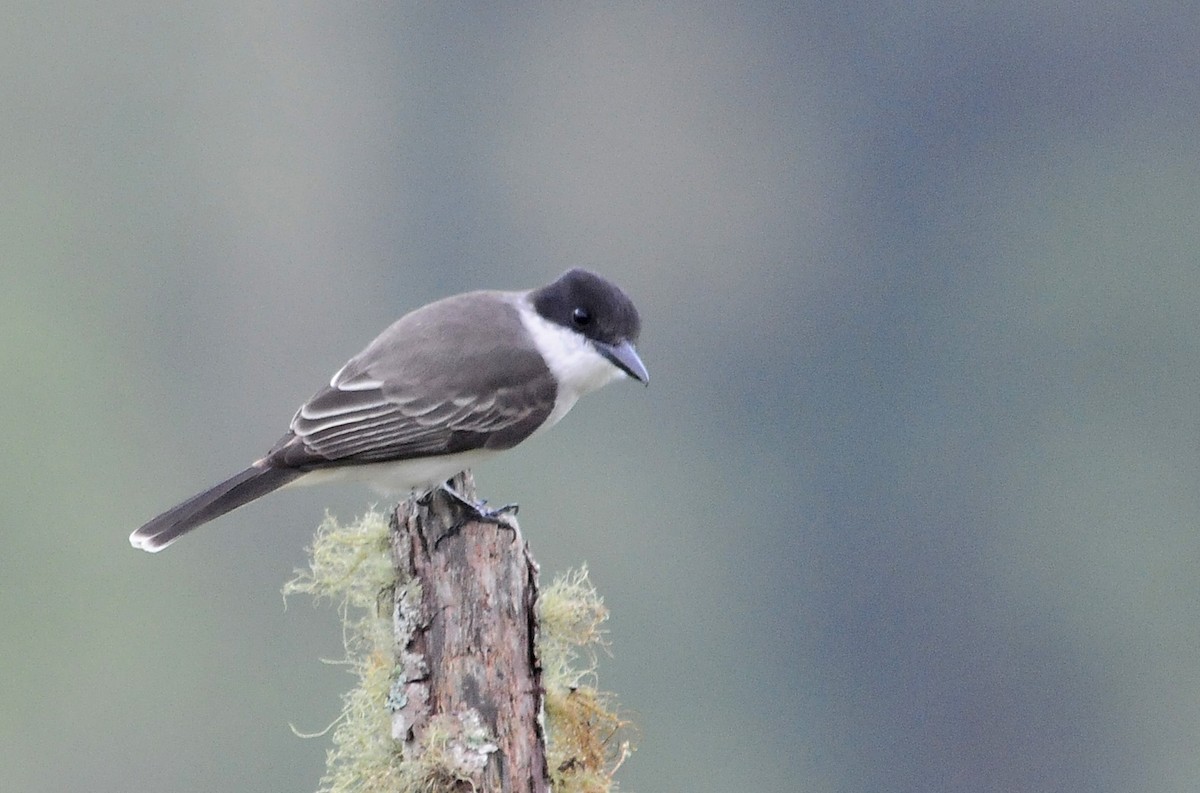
<box><xmin>6</xmin><ymin>3</ymin><xmax>1200</xmax><ymax>791</ymax></box>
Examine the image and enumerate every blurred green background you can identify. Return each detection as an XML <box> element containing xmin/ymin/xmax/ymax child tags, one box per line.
<box><xmin>6</xmin><ymin>3</ymin><xmax>1200</xmax><ymax>791</ymax></box>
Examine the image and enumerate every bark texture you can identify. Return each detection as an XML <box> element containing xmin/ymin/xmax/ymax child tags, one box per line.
<box><xmin>389</xmin><ymin>472</ymin><xmax>549</xmax><ymax>793</ymax></box>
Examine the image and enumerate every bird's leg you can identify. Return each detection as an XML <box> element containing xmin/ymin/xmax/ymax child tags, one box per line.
<box><xmin>437</xmin><ymin>480</ymin><xmax>520</xmax><ymax>519</ymax></box>
<box><xmin>433</xmin><ymin>480</ymin><xmax>518</xmax><ymax>548</ymax></box>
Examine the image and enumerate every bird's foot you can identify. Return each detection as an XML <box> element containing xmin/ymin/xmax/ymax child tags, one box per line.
<box><xmin>433</xmin><ymin>481</ymin><xmax>518</xmax><ymax>548</ymax></box>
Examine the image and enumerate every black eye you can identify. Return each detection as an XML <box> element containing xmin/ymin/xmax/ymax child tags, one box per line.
<box><xmin>572</xmin><ymin>307</ymin><xmax>592</xmax><ymax>327</ymax></box>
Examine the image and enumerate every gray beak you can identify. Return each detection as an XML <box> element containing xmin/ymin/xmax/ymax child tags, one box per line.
<box><xmin>594</xmin><ymin>339</ymin><xmax>649</xmax><ymax>385</ymax></box>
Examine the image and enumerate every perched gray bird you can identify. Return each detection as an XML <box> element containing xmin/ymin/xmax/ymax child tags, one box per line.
<box><xmin>130</xmin><ymin>269</ymin><xmax>647</xmax><ymax>552</ymax></box>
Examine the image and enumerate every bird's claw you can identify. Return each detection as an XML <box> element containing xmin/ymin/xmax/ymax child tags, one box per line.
<box><xmin>433</xmin><ymin>481</ymin><xmax>518</xmax><ymax>548</ymax></box>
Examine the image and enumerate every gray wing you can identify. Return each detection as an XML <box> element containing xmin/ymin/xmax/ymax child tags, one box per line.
<box><xmin>265</xmin><ymin>301</ymin><xmax>557</xmax><ymax>469</ymax></box>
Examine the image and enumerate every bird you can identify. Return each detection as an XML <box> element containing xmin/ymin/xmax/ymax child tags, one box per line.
<box><xmin>129</xmin><ymin>268</ymin><xmax>647</xmax><ymax>552</ymax></box>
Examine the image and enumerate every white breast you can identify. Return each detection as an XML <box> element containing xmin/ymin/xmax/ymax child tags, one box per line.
<box><xmin>285</xmin><ymin>448</ymin><xmax>501</xmax><ymax>496</ymax></box>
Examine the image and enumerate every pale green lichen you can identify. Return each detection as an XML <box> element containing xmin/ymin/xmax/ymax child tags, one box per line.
<box><xmin>284</xmin><ymin>510</ymin><xmax>407</xmax><ymax>793</ymax></box>
<box><xmin>539</xmin><ymin>567</ymin><xmax>635</xmax><ymax>793</ymax></box>
<box><xmin>283</xmin><ymin>510</ymin><xmax>396</xmax><ymax>611</ymax></box>
<box><xmin>285</xmin><ymin>513</ymin><xmax>633</xmax><ymax>793</ymax></box>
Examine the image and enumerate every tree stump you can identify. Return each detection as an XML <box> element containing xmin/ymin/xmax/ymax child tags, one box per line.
<box><xmin>389</xmin><ymin>471</ymin><xmax>550</xmax><ymax>793</ymax></box>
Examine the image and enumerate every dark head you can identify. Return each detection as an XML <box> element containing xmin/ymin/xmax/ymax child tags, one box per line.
<box><xmin>531</xmin><ymin>268</ymin><xmax>648</xmax><ymax>384</ymax></box>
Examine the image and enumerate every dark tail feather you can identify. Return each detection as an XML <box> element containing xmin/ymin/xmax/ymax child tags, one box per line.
<box><xmin>130</xmin><ymin>465</ymin><xmax>302</xmax><ymax>552</ymax></box>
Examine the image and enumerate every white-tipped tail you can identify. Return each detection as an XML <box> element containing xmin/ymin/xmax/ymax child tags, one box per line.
<box><xmin>130</xmin><ymin>465</ymin><xmax>302</xmax><ymax>552</ymax></box>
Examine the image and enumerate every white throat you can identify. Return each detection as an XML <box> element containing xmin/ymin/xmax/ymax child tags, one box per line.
<box><xmin>519</xmin><ymin>301</ymin><xmax>624</xmax><ymax>432</ymax></box>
